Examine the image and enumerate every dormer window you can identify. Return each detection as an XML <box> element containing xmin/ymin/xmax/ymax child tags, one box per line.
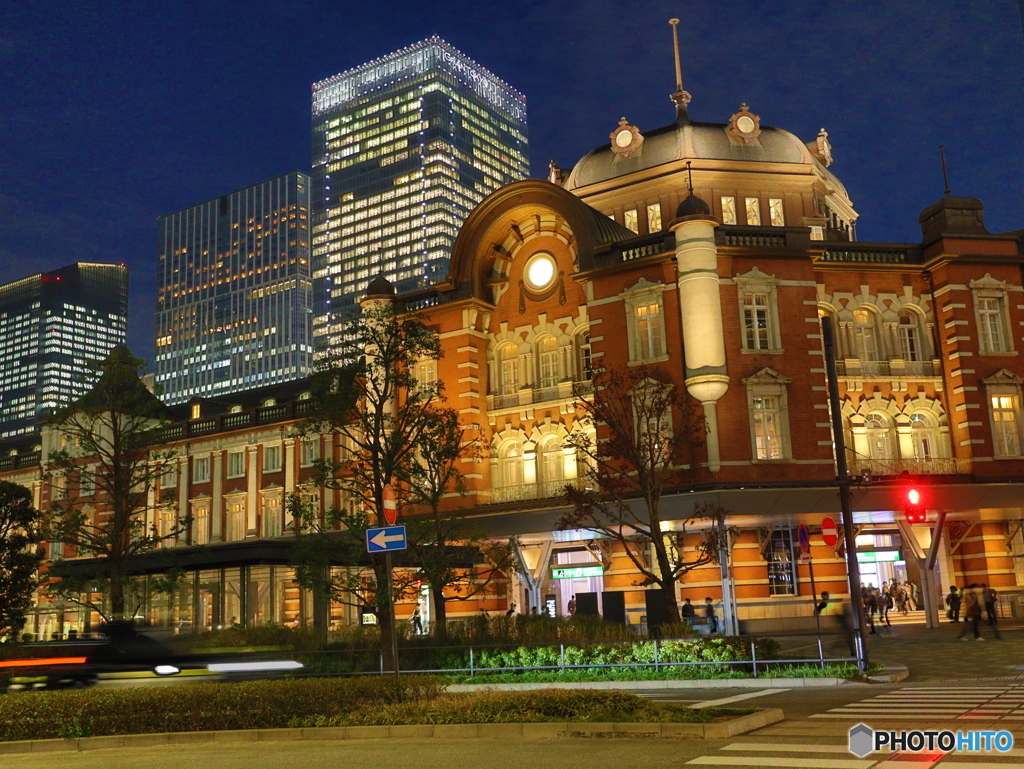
<box><xmin>190</xmin><ymin>403</ymin><xmax>201</xmax><ymax>420</ymax></box>
<box><xmin>298</xmin><ymin>391</ymin><xmax>311</xmax><ymax>401</ymax></box>
<box><xmin>229</xmin><ymin>404</ymin><xmax>243</xmax><ymax>414</ymax></box>
<box><xmin>262</xmin><ymin>398</ymin><xmax>276</xmax><ymax>407</ymax></box>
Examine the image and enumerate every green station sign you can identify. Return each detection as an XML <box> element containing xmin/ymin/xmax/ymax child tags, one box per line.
<box><xmin>551</xmin><ymin>565</ymin><xmax>604</xmax><ymax>580</ymax></box>
<box><xmin>856</xmin><ymin>550</ymin><xmax>902</xmax><ymax>563</ymax></box>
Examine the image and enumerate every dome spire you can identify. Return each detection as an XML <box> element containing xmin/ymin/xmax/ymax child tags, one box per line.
<box><xmin>669</xmin><ymin>19</ymin><xmax>692</xmax><ymax>125</ymax></box>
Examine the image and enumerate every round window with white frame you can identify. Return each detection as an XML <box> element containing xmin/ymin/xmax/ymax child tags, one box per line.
<box><xmin>524</xmin><ymin>252</ymin><xmax>557</xmax><ymax>291</ymax></box>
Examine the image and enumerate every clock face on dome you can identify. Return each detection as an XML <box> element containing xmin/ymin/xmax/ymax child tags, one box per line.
<box><xmin>615</xmin><ymin>129</ymin><xmax>634</xmax><ymax>148</ymax></box>
<box><xmin>609</xmin><ymin>119</ymin><xmax>643</xmax><ymax>157</ymax></box>
<box><xmin>736</xmin><ymin>116</ymin><xmax>756</xmax><ymax>134</ymax></box>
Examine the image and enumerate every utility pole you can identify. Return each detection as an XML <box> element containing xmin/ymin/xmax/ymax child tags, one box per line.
<box><xmin>821</xmin><ymin>316</ymin><xmax>869</xmax><ymax>670</ymax></box>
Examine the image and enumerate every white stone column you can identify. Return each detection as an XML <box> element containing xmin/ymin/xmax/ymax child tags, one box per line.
<box><xmin>670</xmin><ymin>209</ymin><xmax>729</xmax><ymax>473</ymax></box>
<box><xmin>246</xmin><ymin>445</ymin><xmax>259</xmax><ymax>536</ymax></box>
<box><xmin>211</xmin><ymin>451</ymin><xmax>223</xmax><ymax>541</ymax></box>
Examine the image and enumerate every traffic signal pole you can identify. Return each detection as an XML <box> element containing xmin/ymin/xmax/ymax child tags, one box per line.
<box><xmin>821</xmin><ymin>317</ymin><xmax>869</xmax><ymax>670</ymax></box>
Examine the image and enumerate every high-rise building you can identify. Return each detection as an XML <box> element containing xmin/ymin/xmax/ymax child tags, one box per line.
<box><xmin>0</xmin><ymin>262</ymin><xmax>128</xmax><ymax>438</ymax></box>
<box><xmin>154</xmin><ymin>172</ymin><xmax>313</xmax><ymax>405</ymax></box>
<box><xmin>310</xmin><ymin>36</ymin><xmax>529</xmax><ymax>351</ymax></box>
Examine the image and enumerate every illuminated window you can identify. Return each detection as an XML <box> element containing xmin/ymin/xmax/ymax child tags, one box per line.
<box><xmin>301</xmin><ymin>438</ymin><xmax>319</xmax><ymax>467</ymax></box>
<box><xmin>262</xmin><ymin>495</ymin><xmax>282</xmax><ymax>538</ymax></box>
<box><xmin>743</xmin><ymin>293</ymin><xmax>771</xmax><ymax>350</ymax></box>
<box><xmin>751</xmin><ymin>396</ymin><xmax>782</xmax><ymax>459</ymax></box>
<box><xmin>853</xmin><ymin>309</ymin><xmax>879</xmax><ymax>361</ymax></box>
<box><xmin>744</xmin><ymin>198</ymin><xmax>761</xmax><ymax>226</ymax></box>
<box><xmin>634</xmin><ymin>302</ymin><xmax>664</xmax><ymax>361</ymax></box>
<box><xmin>263</xmin><ymin>444</ymin><xmax>282</xmax><ymax>473</ymax></box>
<box><xmin>499</xmin><ymin>344</ymin><xmax>519</xmax><ymax>396</ymax></box>
<box><xmin>991</xmin><ymin>395</ymin><xmax>1022</xmax><ymax>457</ymax></box>
<box><xmin>538</xmin><ymin>336</ymin><xmax>559</xmax><ymax>390</ymax></box>
<box><xmin>744</xmin><ymin>369</ymin><xmax>792</xmax><ymax>461</ymax></box>
<box><xmin>720</xmin><ymin>197</ymin><xmax>737</xmax><ymax>225</ymax></box>
<box><xmin>898</xmin><ymin>311</ymin><xmax>922</xmax><ymax>362</ymax></box>
<box><xmin>227</xmin><ymin>450</ymin><xmax>245</xmax><ymax>478</ymax></box>
<box><xmin>623</xmin><ymin>209</ymin><xmax>639</xmax><ymax>233</ymax></box>
<box><xmin>978</xmin><ymin>297</ymin><xmax>1006</xmax><ymax>352</ymax></box>
<box><xmin>226</xmin><ymin>498</ymin><xmax>246</xmax><ymax>541</ymax></box>
<box><xmin>768</xmin><ymin>198</ymin><xmax>785</xmax><ymax>227</ymax></box>
<box><xmin>191</xmin><ymin>503</ymin><xmax>210</xmax><ymax>545</ymax></box>
<box><xmin>646</xmin><ymin>203</ymin><xmax>662</xmax><ymax>232</ymax></box>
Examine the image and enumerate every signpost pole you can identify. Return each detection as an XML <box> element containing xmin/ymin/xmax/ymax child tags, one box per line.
<box><xmin>385</xmin><ymin>550</ymin><xmax>399</xmax><ymax>679</ymax></box>
<box><xmin>822</xmin><ymin>316</ymin><xmax>869</xmax><ymax>670</ymax></box>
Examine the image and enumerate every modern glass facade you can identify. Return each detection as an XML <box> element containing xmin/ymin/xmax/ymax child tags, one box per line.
<box><xmin>0</xmin><ymin>262</ymin><xmax>128</xmax><ymax>438</ymax></box>
<box><xmin>311</xmin><ymin>36</ymin><xmax>529</xmax><ymax>353</ymax></box>
<box><xmin>154</xmin><ymin>172</ymin><xmax>314</xmax><ymax>405</ymax></box>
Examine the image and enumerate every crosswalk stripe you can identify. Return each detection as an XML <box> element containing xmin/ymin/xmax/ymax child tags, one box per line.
<box><xmin>691</xmin><ymin>689</ymin><xmax>789</xmax><ymax>709</ymax></box>
<box><xmin>721</xmin><ymin>743</ymin><xmax>878</xmax><ymax>754</ymax></box>
<box><xmin>686</xmin><ymin>758</ymin><xmax>873</xmax><ymax>768</ymax></box>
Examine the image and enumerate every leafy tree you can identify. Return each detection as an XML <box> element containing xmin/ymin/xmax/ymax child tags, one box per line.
<box><xmin>0</xmin><ymin>481</ymin><xmax>45</xmax><ymax>640</ymax></box>
<box><xmin>560</xmin><ymin>364</ymin><xmax>726</xmax><ymax>625</ymax></box>
<box><xmin>45</xmin><ymin>346</ymin><xmax>186</xmax><ymax>621</ymax></box>
<box><xmin>400</xmin><ymin>407</ymin><xmax>517</xmax><ymax>641</ymax></box>
<box><xmin>292</xmin><ymin>300</ymin><xmax>444</xmax><ymax>669</ymax></box>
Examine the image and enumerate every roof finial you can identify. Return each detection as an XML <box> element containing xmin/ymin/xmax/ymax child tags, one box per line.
<box><xmin>668</xmin><ymin>19</ymin><xmax>692</xmax><ymax>125</ymax></box>
<box><xmin>686</xmin><ymin>160</ymin><xmax>694</xmax><ymax>196</ymax></box>
<box><xmin>939</xmin><ymin>145</ymin><xmax>951</xmax><ymax>196</ymax></box>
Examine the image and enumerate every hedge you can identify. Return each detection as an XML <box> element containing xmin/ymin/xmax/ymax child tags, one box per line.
<box><xmin>0</xmin><ymin>679</ymin><xmax>746</xmax><ymax>741</ymax></box>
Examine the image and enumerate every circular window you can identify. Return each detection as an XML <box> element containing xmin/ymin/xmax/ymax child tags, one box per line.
<box><xmin>736</xmin><ymin>115</ymin><xmax>756</xmax><ymax>134</ymax></box>
<box><xmin>524</xmin><ymin>253</ymin><xmax>556</xmax><ymax>290</ymax></box>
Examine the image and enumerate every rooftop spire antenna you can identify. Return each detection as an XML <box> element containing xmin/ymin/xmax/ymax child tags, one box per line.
<box><xmin>939</xmin><ymin>145</ymin><xmax>952</xmax><ymax>196</ymax></box>
<box><xmin>670</xmin><ymin>18</ymin><xmax>684</xmax><ymax>92</ymax></box>
<box><xmin>669</xmin><ymin>19</ymin><xmax>692</xmax><ymax>124</ymax></box>
<box><xmin>686</xmin><ymin>160</ymin><xmax>694</xmax><ymax>196</ymax></box>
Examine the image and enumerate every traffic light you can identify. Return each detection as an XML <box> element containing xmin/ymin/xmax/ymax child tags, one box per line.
<box><xmin>904</xmin><ymin>486</ymin><xmax>927</xmax><ymax>524</ymax></box>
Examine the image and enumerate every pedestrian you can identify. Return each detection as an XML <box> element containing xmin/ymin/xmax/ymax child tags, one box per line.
<box><xmin>879</xmin><ymin>591</ymin><xmax>892</xmax><ymax>627</ymax></box>
<box><xmin>505</xmin><ymin>602</ymin><xmax>517</xmax><ymax>617</ymax></box>
<box><xmin>957</xmin><ymin>584</ymin><xmax>985</xmax><ymax>641</ymax></box>
<box><xmin>411</xmin><ymin>606</ymin><xmax>423</xmax><ymax>635</ymax></box>
<box><xmin>861</xmin><ymin>587</ymin><xmax>877</xmax><ymax>635</ymax></box>
<box><xmin>704</xmin><ymin>597</ymin><xmax>718</xmax><ymax>633</ymax></box>
<box><xmin>983</xmin><ymin>584</ymin><xmax>998</xmax><ymax>625</ymax></box>
<box><xmin>530</xmin><ymin>606</ymin><xmax>538</xmax><ymax>616</ymax></box>
<box><xmin>908</xmin><ymin>581</ymin><xmax>919</xmax><ymax>611</ymax></box>
<box><xmin>681</xmin><ymin>598</ymin><xmax>695</xmax><ymax>620</ymax></box>
<box><xmin>567</xmin><ymin>595</ymin><xmax>577</xmax><ymax>616</ymax></box>
<box><xmin>945</xmin><ymin>585</ymin><xmax>961</xmax><ymax>622</ymax></box>
<box><xmin>895</xmin><ymin>586</ymin><xmax>908</xmax><ymax>615</ymax></box>
<box><xmin>815</xmin><ymin>591</ymin><xmax>830</xmax><ymax>615</ymax></box>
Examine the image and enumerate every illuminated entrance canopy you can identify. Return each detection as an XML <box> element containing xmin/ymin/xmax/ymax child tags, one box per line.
<box><xmin>856</xmin><ymin>550</ymin><xmax>902</xmax><ymax>563</ymax></box>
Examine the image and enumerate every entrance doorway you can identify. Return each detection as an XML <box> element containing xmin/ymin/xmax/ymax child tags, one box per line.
<box><xmin>554</xmin><ymin>549</ymin><xmax>603</xmax><ymax>617</ymax></box>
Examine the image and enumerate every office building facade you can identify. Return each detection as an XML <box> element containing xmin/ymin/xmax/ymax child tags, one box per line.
<box><xmin>310</xmin><ymin>36</ymin><xmax>529</xmax><ymax>353</ymax></box>
<box><xmin>0</xmin><ymin>262</ymin><xmax>128</xmax><ymax>438</ymax></box>
<box><xmin>154</xmin><ymin>172</ymin><xmax>314</xmax><ymax>405</ymax></box>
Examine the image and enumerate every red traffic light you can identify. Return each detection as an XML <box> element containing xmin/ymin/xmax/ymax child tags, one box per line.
<box><xmin>904</xmin><ymin>486</ymin><xmax>926</xmax><ymax>524</ymax></box>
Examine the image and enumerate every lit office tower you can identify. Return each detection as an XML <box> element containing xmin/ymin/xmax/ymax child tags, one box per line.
<box><xmin>154</xmin><ymin>172</ymin><xmax>313</xmax><ymax>405</ymax></box>
<box><xmin>311</xmin><ymin>36</ymin><xmax>529</xmax><ymax>349</ymax></box>
<box><xmin>0</xmin><ymin>262</ymin><xmax>129</xmax><ymax>438</ymax></box>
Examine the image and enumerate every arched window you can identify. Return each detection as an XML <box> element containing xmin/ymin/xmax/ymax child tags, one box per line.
<box><xmin>853</xmin><ymin>309</ymin><xmax>879</xmax><ymax>361</ymax></box>
<box><xmin>537</xmin><ymin>336</ymin><xmax>559</xmax><ymax>391</ymax></box>
<box><xmin>898</xmin><ymin>311</ymin><xmax>922</xmax><ymax>362</ymax></box>
<box><xmin>498</xmin><ymin>344</ymin><xmax>519</xmax><ymax>396</ymax></box>
<box><xmin>499</xmin><ymin>441</ymin><xmax>524</xmax><ymax>488</ymax></box>
<box><xmin>865</xmin><ymin>413</ymin><xmax>893</xmax><ymax>460</ymax></box>
<box><xmin>576</xmin><ymin>330</ymin><xmax>593</xmax><ymax>382</ymax></box>
<box><xmin>909</xmin><ymin>413</ymin><xmax>935</xmax><ymax>459</ymax></box>
<box><xmin>539</xmin><ymin>438</ymin><xmax>566</xmax><ymax>494</ymax></box>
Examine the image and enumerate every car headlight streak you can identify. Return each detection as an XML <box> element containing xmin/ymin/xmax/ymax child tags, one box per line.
<box><xmin>206</xmin><ymin>660</ymin><xmax>304</xmax><ymax>673</ymax></box>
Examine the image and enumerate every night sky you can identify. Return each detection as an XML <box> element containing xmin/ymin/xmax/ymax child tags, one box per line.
<box><xmin>2</xmin><ymin>1</ymin><xmax>1021</xmax><ymax>364</ymax></box>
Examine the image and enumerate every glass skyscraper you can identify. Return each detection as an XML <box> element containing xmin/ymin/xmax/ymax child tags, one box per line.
<box><xmin>311</xmin><ymin>36</ymin><xmax>529</xmax><ymax>351</ymax></box>
<box><xmin>154</xmin><ymin>172</ymin><xmax>313</xmax><ymax>405</ymax></box>
<box><xmin>0</xmin><ymin>262</ymin><xmax>128</xmax><ymax>438</ymax></box>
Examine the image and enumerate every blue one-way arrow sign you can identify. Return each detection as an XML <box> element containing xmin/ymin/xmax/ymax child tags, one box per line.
<box><xmin>366</xmin><ymin>525</ymin><xmax>407</xmax><ymax>553</ymax></box>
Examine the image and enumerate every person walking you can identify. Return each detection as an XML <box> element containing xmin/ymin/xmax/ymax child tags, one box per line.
<box><xmin>567</xmin><ymin>595</ymin><xmax>577</xmax><ymax>616</ymax></box>
<box><xmin>681</xmin><ymin>598</ymin><xmax>695</xmax><ymax>621</ymax></box>
<box><xmin>945</xmin><ymin>586</ymin><xmax>961</xmax><ymax>622</ymax></box>
<box><xmin>411</xmin><ymin>606</ymin><xmax>423</xmax><ymax>635</ymax></box>
<box><xmin>704</xmin><ymin>597</ymin><xmax>718</xmax><ymax>633</ymax></box>
<box><xmin>957</xmin><ymin>584</ymin><xmax>984</xmax><ymax>641</ymax></box>
<box><xmin>983</xmin><ymin>584</ymin><xmax>998</xmax><ymax>625</ymax></box>
<box><xmin>908</xmin><ymin>581</ymin><xmax>919</xmax><ymax>611</ymax></box>
<box><xmin>862</xmin><ymin>586</ymin><xmax>877</xmax><ymax>635</ymax></box>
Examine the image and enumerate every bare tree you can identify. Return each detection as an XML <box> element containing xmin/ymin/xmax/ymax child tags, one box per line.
<box><xmin>400</xmin><ymin>407</ymin><xmax>517</xmax><ymax>641</ymax></box>
<box><xmin>45</xmin><ymin>346</ymin><xmax>186</xmax><ymax>621</ymax></box>
<box><xmin>292</xmin><ymin>301</ymin><xmax>444</xmax><ymax>668</ymax></box>
<box><xmin>560</xmin><ymin>364</ymin><xmax>726</xmax><ymax>625</ymax></box>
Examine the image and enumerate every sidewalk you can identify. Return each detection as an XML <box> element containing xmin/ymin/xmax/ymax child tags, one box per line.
<box><xmin>864</xmin><ymin>616</ymin><xmax>1024</xmax><ymax>681</ymax></box>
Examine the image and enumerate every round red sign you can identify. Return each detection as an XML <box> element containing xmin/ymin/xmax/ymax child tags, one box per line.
<box><xmin>821</xmin><ymin>516</ymin><xmax>839</xmax><ymax>547</ymax></box>
<box><xmin>382</xmin><ymin>483</ymin><xmax>397</xmax><ymax>526</ymax></box>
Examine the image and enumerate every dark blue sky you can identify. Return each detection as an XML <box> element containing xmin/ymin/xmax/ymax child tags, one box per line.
<box><xmin>2</xmin><ymin>1</ymin><xmax>1021</xmax><ymax>363</ymax></box>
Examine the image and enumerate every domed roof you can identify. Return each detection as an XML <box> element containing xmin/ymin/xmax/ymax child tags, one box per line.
<box><xmin>566</xmin><ymin>120</ymin><xmax>822</xmax><ymax>191</ymax></box>
<box><xmin>365</xmin><ymin>274</ymin><xmax>396</xmax><ymax>297</ymax></box>
<box><xmin>675</xmin><ymin>193</ymin><xmax>711</xmax><ymax>218</ymax></box>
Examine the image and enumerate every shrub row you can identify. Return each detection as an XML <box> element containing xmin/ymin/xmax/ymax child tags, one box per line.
<box><xmin>0</xmin><ymin>678</ymin><xmax>746</xmax><ymax>742</ymax></box>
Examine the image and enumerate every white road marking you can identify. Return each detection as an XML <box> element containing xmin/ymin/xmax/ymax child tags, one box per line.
<box><xmin>689</xmin><ymin>688</ymin><xmax>790</xmax><ymax>709</ymax></box>
<box><xmin>721</xmin><ymin>743</ymin><xmax>885</xmax><ymax>754</ymax></box>
<box><xmin>686</xmin><ymin>757</ymin><xmax>873</xmax><ymax>768</ymax></box>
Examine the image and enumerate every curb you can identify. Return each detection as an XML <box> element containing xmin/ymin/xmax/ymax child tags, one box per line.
<box><xmin>447</xmin><ymin>677</ymin><xmax>854</xmax><ymax>692</ymax></box>
<box><xmin>868</xmin><ymin>666</ymin><xmax>910</xmax><ymax>684</ymax></box>
<box><xmin>0</xmin><ymin>710</ymin><xmax>784</xmax><ymax>754</ymax></box>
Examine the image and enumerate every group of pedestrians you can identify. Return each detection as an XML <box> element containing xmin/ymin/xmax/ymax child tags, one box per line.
<box><xmin>860</xmin><ymin>580</ymin><xmax>918</xmax><ymax>634</ymax></box>
<box><xmin>946</xmin><ymin>583</ymin><xmax>1001</xmax><ymax>640</ymax></box>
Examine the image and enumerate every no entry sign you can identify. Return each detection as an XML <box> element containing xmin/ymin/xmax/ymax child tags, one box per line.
<box><xmin>382</xmin><ymin>483</ymin><xmax>397</xmax><ymax>526</ymax></box>
<box><xmin>821</xmin><ymin>516</ymin><xmax>839</xmax><ymax>547</ymax></box>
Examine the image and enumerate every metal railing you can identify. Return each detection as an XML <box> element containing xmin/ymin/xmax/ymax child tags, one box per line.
<box><xmin>836</xmin><ymin>360</ymin><xmax>942</xmax><ymax>378</ymax></box>
<box><xmin>819</xmin><ymin>246</ymin><xmax>911</xmax><ymax>264</ymax></box>
<box><xmin>851</xmin><ymin>457</ymin><xmax>973</xmax><ymax>476</ymax></box>
<box><xmin>484</xmin><ymin>477</ymin><xmax>585</xmax><ymax>504</ymax></box>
